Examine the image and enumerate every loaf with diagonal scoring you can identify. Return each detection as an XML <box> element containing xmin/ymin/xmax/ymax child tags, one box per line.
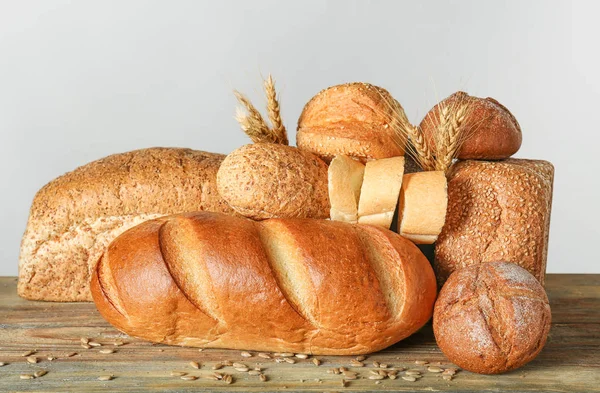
<box><xmin>91</xmin><ymin>212</ymin><xmax>437</xmax><ymax>355</ymax></box>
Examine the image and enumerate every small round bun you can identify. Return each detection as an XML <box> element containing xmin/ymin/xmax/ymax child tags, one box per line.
<box><xmin>433</xmin><ymin>262</ymin><xmax>551</xmax><ymax>374</ymax></box>
<box><xmin>420</xmin><ymin>92</ymin><xmax>522</xmax><ymax>160</ymax></box>
<box><xmin>297</xmin><ymin>83</ymin><xmax>405</xmax><ymax>162</ymax></box>
<box><xmin>217</xmin><ymin>143</ymin><xmax>329</xmax><ymax>220</ymax></box>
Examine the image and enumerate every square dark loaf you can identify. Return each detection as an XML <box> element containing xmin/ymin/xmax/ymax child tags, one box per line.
<box><xmin>18</xmin><ymin>147</ymin><xmax>233</xmax><ymax>302</ymax></box>
<box><xmin>435</xmin><ymin>159</ymin><xmax>554</xmax><ymax>287</ymax></box>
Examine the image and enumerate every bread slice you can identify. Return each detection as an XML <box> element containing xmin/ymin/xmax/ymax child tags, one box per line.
<box><xmin>357</xmin><ymin>156</ymin><xmax>405</xmax><ymax>228</ymax></box>
<box><xmin>328</xmin><ymin>155</ymin><xmax>365</xmax><ymax>223</ymax></box>
<box><xmin>398</xmin><ymin>171</ymin><xmax>448</xmax><ymax>244</ymax></box>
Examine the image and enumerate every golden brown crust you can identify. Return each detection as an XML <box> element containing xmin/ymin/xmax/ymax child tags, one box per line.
<box><xmin>91</xmin><ymin>211</ymin><xmax>437</xmax><ymax>355</ymax></box>
<box><xmin>297</xmin><ymin>83</ymin><xmax>405</xmax><ymax>162</ymax></box>
<box><xmin>420</xmin><ymin>92</ymin><xmax>522</xmax><ymax>160</ymax></box>
<box><xmin>434</xmin><ymin>159</ymin><xmax>554</xmax><ymax>287</ymax></box>
<box><xmin>433</xmin><ymin>262</ymin><xmax>551</xmax><ymax>374</ymax></box>
<box><xmin>217</xmin><ymin>143</ymin><xmax>330</xmax><ymax>220</ymax></box>
<box><xmin>19</xmin><ymin>148</ymin><xmax>233</xmax><ymax>302</ymax></box>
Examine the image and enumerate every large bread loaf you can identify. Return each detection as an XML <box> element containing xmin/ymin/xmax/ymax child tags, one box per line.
<box><xmin>435</xmin><ymin>159</ymin><xmax>554</xmax><ymax>286</ymax></box>
<box><xmin>91</xmin><ymin>212</ymin><xmax>437</xmax><ymax>355</ymax></box>
<box><xmin>19</xmin><ymin>148</ymin><xmax>233</xmax><ymax>302</ymax></box>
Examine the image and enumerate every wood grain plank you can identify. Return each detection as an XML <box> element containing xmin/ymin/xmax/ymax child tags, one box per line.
<box><xmin>1</xmin><ymin>275</ymin><xmax>599</xmax><ymax>392</ymax></box>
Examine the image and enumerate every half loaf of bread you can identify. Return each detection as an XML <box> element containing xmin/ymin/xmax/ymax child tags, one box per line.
<box><xmin>18</xmin><ymin>147</ymin><xmax>233</xmax><ymax>301</ymax></box>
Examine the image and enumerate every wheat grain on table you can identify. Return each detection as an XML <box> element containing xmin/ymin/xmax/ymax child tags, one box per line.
<box><xmin>0</xmin><ymin>275</ymin><xmax>599</xmax><ymax>392</ymax></box>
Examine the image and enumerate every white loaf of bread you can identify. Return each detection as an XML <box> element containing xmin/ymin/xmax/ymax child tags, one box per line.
<box><xmin>397</xmin><ymin>171</ymin><xmax>448</xmax><ymax>244</ymax></box>
<box><xmin>328</xmin><ymin>155</ymin><xmax>365</xmax><ymax>223</ymax></box>
<box><xmin>357</xmin><ymin>156</ymin><xmax>405</xmax><ymax>228</ymax></box>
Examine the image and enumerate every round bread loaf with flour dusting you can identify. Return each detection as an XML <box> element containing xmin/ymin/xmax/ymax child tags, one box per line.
<box><xmin>433</xmin><ymin>262</ymin><xmax>551</xmax><ymax>374</ymax></box>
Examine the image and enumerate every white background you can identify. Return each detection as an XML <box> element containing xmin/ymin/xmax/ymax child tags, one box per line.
<box><xmin>1</xmin><ymin>0</ymin><xmax>598</xmax><ymax>276</ymax></box>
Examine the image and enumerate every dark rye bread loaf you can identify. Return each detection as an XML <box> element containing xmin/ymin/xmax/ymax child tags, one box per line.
<box><xmin>433</xmin><ymin>262</ymin><xmax>551</xmax><ymax>374</ymax></box>
<box><xmin>435</xmin><ymin>159</ymin><xmax>554</xmax><ymax>287</ymax></box>
<box><xmin>19</xmin><ymin>147</ymin><xmax>233</xmax><ymax>302</ymax></box>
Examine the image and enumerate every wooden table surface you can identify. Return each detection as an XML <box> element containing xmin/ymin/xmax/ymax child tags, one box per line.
<box><xmin>1</xmin><ymin>275</ymin><xmax>599</xmax><ymax>392</ymax></box>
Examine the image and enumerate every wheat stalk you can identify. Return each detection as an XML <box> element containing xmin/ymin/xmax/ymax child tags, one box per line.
<box><xmin>433</xmin><ymin>97</ymin><xmax>472</xmax><ymax>174</ymax></box>
<box><xmin>263</xmin><ymin>75</ymin><xmax>288</xmax><ymax>145</ymax></box>
<box><xmin>376</xmin><ymin>92</ymin><xmax>436</xmax><ymax>171</ymax></box>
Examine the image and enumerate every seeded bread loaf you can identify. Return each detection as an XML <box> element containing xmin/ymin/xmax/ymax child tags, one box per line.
<box><xmin>19</xmin><ymin>147</ymin><xmax>233</xmax><ymax>302</ymax></box>
<box><xmin>217</xmin><ymin>143</ymin><xmax>330</xmax><ymax>220</ymax></box>
<box><xmin>91</xmin><ymin>211</ymin><xmax>437</xmax><ymax>354</ymax></box>
<box><xmin>435</xmin><ymin>159</ymin><xmax>554</xmax><ymax>286</ymax></box>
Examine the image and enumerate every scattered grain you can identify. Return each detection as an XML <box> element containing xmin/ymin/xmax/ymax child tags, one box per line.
<box><xmin>284</xmin><ymin>358</ymin><xmax>296</xmax><ymax>364</ymax></box>
<box><xmin>260</xmin><ymin>373</ymin><xmax>268</xmax><ymax>382</ymax></box>
<box><xmin>223</xmin><ymin>374</ymin><xmax>233</xmax><ymax>384</ymax></box>
<box><xmin>350</xmin><ymin>359</ymin><xmax>364</xmax><ymax>367</ymax></box>
<box><xmin>34</xmin><ymin>370</ymin><xmax>48</xmax><ymax>378</ymax></box>
<box><xmin>241</xmin><ymin>351</ymin><xmax>252</xmax><ymax>358</ymax></box>
<box><xmin>372</xmin><ymin>361</ymin><xmax>380</xmax><ymax>368</ymax></box>
<box><xmin>415</xmin><ymin>360</ymin><xmax>428</xmax><ymax>365</ymax></box>
<box><xmin>295</xmin><ymin>353</ymin><xmax>308</xmax><ymax>359</ymax></box>
<box><xmin>170</xmin><ymin>371</ymin><xmax>186</xmax><ymax>376</ymax></box>
<box><xmin>312</xmin><ymin>358</ymin><xmax>321</xmax><ymax>366</ymax></box>
<box><xmin>189</xmin><ymin>361</ymin><xmax>200</xmax><ymax>369</ymax></box>
<box><xmin>235</xmin><ymin>367</ymin><xmax>249</xmax><ymax>372</ymax></box>
<box><xmin>402</xmin><ymin>376</ymin><xmax>417</xmax><ymax>382</ymax></box>
<box><xmin>99</xmin><ymin>349</ymin><xmax>115</xmax><ymax>354</ymax></box>
<box><xmin>20</xmin><ymin>374</ymin><xmax>34</xmax><ymax>380</ymax></box>
<box><xmin>21</xmin><ymin>351</ymin><xmax>35</xmax><ymax>357</ymax></box>
<box><xmin>222</xmin><ymin>360</ymin><xmax>233</xmax><ymax>366</ymax></box>
<box><xmin>81</xmin><ymin>344</ymin><xmax>91</xmax><ymax>349</ymax></box>
<box><xmin>356</xmin><ymin>355</ymin><xmax>366</xmax><ymax>361</ymax></box>
<box><xmin>97</xmin><ymin>375</ymin><xmax>113</xmax><ymax>381</ymax></box>
<box><xmin>80</xmin><ymin>337</ymin><xmax>89</xmax><ymax>344</ymax></box>
<box><xmin>379</xmin><ymin>363</ymin><xmax>388</xmax><ymax>369</ymax></box>
<box><xmin>405</xmin><ymin>370</ymin><xmax>421</xmax><ymax>376</ymax></box>
<box><xmin>88</xmin><ymin>341</ymin><xmax>102</xmax><ymax>347</ymax></box>
<box><xmin>66</xmin><ymin>352</ymin><xmax>77</xmax><ymax>357</ymax></box>
<box><xmin>258</xmin><ymin>353</ymin><xmax>272</xmax><ymax>359</ymax></box>
<box><xmin>181</xmin><ymin>375</ymin><xmax>197</xmax><ymax>381</ymax></box>
<box><xmin>212</xmin><ymin>363</ymin><xmax>223</xmax><ymax>370</ymax></box>
<box><xmin>47</xmin><ymin>356</ymin><xmax>56</xmax><ymax>361</ymax></box>
<box><xmin>26</xmin><ymin>356</ymin><xmax>38</xmax><ymax>364</ymax></box>
<box><xmin>389</xmin><ymin>374</ymin><xmax>398</xmax><ymax>380</ymax></box>
<box><xmin>428</xmin><ymin>366</ymin><xmax>443</xmax><ymax>373</ymax></box>
<box><xmin>443</xmin><ymin>375</ymin><xmax>453</xmax><ymax>381</ymax></box>
<box><xmin>0</xmin><ymin>362</ymin><xmax>6</xmax><ymax>366</ymax></box>
<box><xmin>369</xmin><ymin>374</ymin><xmax>385</xmax><ymax>380</ymax></box>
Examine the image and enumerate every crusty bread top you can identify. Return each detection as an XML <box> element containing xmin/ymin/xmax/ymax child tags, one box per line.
<box><xmin>297</xmin><ymin>83</ymin><xmax>405</xmax><ymax>162</ymax></box>
<box><xmin>434</xmin><ymin>159</ymin><xmax>554</xmax><ymax>286</ymax></box>
<box><xmin>433</xmin><ymin>262</ymin><xmax>551</xmax><ymax>374</ymax></box>
<box><xmin>420</xmin><ymin>92</ymin><xmax>522</xmax><ymax>160</ymax></box>
<box><xmin>217</xmin><ymin>143</ymin><xmax>330</xmax><ymax>220</ymax></box>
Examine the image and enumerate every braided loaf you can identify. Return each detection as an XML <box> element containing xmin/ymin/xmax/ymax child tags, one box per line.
<box><xmin>91</xmin><ymin>212</ymin><xmax>436</xmax><ymax>355</ymax></box>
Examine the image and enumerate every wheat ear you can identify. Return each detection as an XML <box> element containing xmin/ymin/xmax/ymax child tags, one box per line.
<box><xmin>233</xmin><ymin>90</ymin><xmax>273</xmax><ymax>144</ymax></box>
<box><xmin>263</xmin><ymin>75</ymin><xmax>288</xmax><ymax>145</ymax></box>
<box><xmin>380</xmin><ymin>94</ymin><xmax>436</xmax><ymax>171</ymax></box>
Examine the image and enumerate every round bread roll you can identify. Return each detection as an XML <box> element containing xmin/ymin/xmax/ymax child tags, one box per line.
<box><xmin>217</xmin><ymin>143</ymin><xmax>330</xmax><ymax>220</ymax></box>
<box><xmin>297</xmin><ymin>83</ymin><xmax>406</xmax><ymax>162</ymax></box>
<box><xmin>420</xmin><ymin>92</ymin><xmax>522</xmax><ymax>160</ymax></box>
<box><xmin>433</xmin><ymin>262</ymin><xmax>551</xmax><ymax>374</ymax></box>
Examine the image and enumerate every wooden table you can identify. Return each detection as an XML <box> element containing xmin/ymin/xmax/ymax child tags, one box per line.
<box><xmin>1</xmin><ymin>275</ymin><xmax>599</xmax><ymax>392</ymax></box>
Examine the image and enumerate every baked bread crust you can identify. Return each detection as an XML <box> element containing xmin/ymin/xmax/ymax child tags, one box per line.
<box><xmin>297</xmin><ymin>83</ymin><xmax>405</xmax><ymax>162</ymax></box>
<box><xmin>433</xmin><ymin>262</ymin><xmax>551</xmax><ymax>374</ymax></box>
<box><xmin>18</xmin><ymin>147</ymin><xmax>232</xmax><ymax>301</ymax></box>
<box><xmin>420</xmin><ymin>92</ymin><xmax>522</xmax><ymax>160</ymax></box>
<box><xmin>434</xmin><ymin>159</ymin><xmax>554</xmax><ymax>286</ymax></box>
<box><xmin>91</xmin><ymin>211</ymin><xmax>437</xmax><ymax>355</ymax></box>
